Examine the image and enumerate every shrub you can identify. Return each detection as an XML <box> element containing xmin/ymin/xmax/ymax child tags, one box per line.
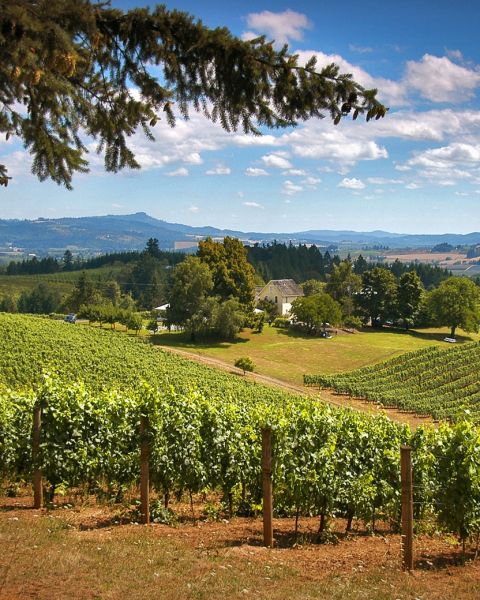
<box><xmin>272</xmin><ymin>317</ymin><xmax>290</xmax><ymax>328</ymax></box>
<box><xmin>234</xmin><ymin>357</ymin><xmax>255</xmax><ymax>375</ymax></box>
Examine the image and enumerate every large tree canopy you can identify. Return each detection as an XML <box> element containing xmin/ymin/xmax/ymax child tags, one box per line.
<box><xmin>0</xmin><ymin>1</ymin><xmax>387</xmax><ymax>188</ymax></box>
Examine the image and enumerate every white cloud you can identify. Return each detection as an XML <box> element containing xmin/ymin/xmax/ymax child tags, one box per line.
<box><xmin>284</xmin><ymin>168</ymin><xmax>307</xmax><ymax>176</ymax></box>
<box><xmin>262</xmin><ymin>153</ymin><xmax>293</xmax><ymax>169</ymax></box>
<box><xmin>285</xmin><ymin>126</ymin><xmax>388</xmax><ymax>163</ymax></box>
<box><xmin>405</xmin><ymin>54</ymin><xmax>480</xmax><ymax>102</ymax></box>
<box><xmin>0</xmin><ymin>150</ymin><xmax>32</xmax><ymax>179</ymax></box>
<box><xmin>405</xmin><ymin>183</ymin><xmax>420</xmax><ymax>189</ymax></box>
<box><xmin>303</xmin><ymin>176</ymin><xmax>321</xmax><ymax>184</ymax></box>
<box><xmin>338</xmin><ymin>177</ymin><xmax>365</xmax><ymax>190</ymax></box>
<box><xmin>402</xmin><ymin>143</ymin><xmax>480</xmax><ymax>184</ymax></box>
<box><xmin>282</xmin><ymin>180</ymin><xmax>303</xmax><ymax>195</ymax></box>
<box><xmin>349</xmin><ymin>44</ymin><xmax>374</xmax><ymax>54</ymax></box>
<box><xmin>367</xmin><ymin>177</ymin><xmax>404</xmax><ymax>185</ymax></box>
<box><xmin>205</xmin><ymin>165</ymin><xmax>231</xmax><ymax>175</ymax></box>
<box><xmin>188</xmin><ymin>205</ymin><xmax>200</xmax><ymax>213</ymax></box>
<box><xmin>233</xmin><ymin>134</ymin><xmax>279</xmax><ymax>147</ymax></box>
<box><xmin>166</xmin><ymin>167</ymin><xmax>189</xmax><ymax>177</ymax></box>
<box><xmin>244</xmin><ymin>10</ymin><xmax>312</xmax><ymax>46</ymax></box>
<box><xmin>243</xmin><ymin>201</ymin><xmax>263</xmax><ymax>208</ymax></box>
<box><xmin>245</xmin><ymin>167</ymin><xmax>269</xmax><ymax>176</ymax></box>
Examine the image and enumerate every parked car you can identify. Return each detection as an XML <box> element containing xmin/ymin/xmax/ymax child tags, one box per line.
<box><xmin>64</xmin><ymin>313</ymin><xmax>76</xmax><ymax>324</ymax></box>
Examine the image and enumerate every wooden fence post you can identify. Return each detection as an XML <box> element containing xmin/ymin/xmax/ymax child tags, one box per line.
<box><xmin>140</xmin><ymin>415</ymin><xmax>150</xmax><ymax>525</ymax></box>
<box><xmin>262</xmin><ymin>428</ymin><xmax>273</xmax><ymax>547</ymax></box>
<box><xmin>401</xmin><ymin>445</ymin><xmax>414</xmax><ymax>571</ymax></box>
<box><xmin>32</xmin><ymin>404</ymin><xmax>43</xmax><ymax>509</ymax></box>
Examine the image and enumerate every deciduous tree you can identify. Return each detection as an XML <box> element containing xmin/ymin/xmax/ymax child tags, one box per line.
<box><xmin>290</xmin><ymin>292</ymin><xmax>342</xmax><ymax>334</ymax></box>
<box><xmin>198</xmin><ymin>237</ymin><xmax>255</xmax><ymax>312</ymax></box>
<box><xmin>427</xmin><ymin>276</ymin><xmax>480</xmax><ymax>338</ymax></box>
<box><xmin>167</xmin><ymin>256</ymin><xmax>213</xmax><ymax>340</ymax></box>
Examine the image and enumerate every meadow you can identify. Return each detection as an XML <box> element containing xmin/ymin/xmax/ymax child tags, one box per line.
<box><xmin>153</xmin><ymin>323</ymin><xmax>480</xmax><ymax>386</ymax></box>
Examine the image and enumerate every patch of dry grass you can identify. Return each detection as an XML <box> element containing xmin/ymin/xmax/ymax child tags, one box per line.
<box><xmin>1</xmin><ymin>501</ymin><xmax>479</xmax><ymax>600</ymax></box>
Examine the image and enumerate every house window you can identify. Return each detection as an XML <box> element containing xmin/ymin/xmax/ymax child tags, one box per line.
<box><xmin>275</xmin><ymin>296</ymin><xmax>278</xmax><ymax>303</ymax></box>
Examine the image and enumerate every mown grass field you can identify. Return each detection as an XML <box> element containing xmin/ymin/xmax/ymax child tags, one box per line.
<box><xmin>153</xmin><ymin>324</ymin><xmax>480</xmax><ymax>386</ymax></box>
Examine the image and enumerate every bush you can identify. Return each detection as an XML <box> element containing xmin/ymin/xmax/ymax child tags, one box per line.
<box><xmin>234</xmin><ymin>357</ymin><xmax>255</xmax><ymax>375</ymax></box>
<box><xmin>272</xmin><ymin>317</ymin><xmax>290</xmax><ymax>328</ymax></box>
<box><xmin>343</xmin><ymin>316</ymin><xmax>362</xmax><ymax>330</ymax></box>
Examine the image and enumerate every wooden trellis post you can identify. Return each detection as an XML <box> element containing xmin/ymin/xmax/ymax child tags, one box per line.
<box><xmin>401</xmin><ymin>445</ymin><xmax>414</xmax><ymax>571</ymax></box>
<box><xmin>140</xmin><ymin>415</ymin><xmax>150</xmax><ymax>525</ymax></box>
<box><xmin>262</xmin><ymin>428</ymin><xmax>273</xmax><ymax>547</ymax></box>
<box><xmin>32</xmin><ymin>404</ymin><xmax>43</xmax><ymax>509</ymax></box>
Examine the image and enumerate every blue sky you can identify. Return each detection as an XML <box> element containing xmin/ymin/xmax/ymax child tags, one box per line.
<box><xmin>2</xmin><ymin>0</ymin><xmax>480</xmax><ymax>234</ymax></box>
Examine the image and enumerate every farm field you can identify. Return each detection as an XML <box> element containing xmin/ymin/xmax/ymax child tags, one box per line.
<box><xmin>1</xmin><ymin>499</ymin><xmax>479</xmax><ymax>600</ymax></box>
<box><xmin>153</xmin><ymin>324</ymin><xmax>480</xmax><ymax>386</ymax></box>
<box><xmin>0</xmin><ymin>264</ymin><xmax>128</xmax><ymax>300</ymax></box>
<box><xmin>305</xmin><ymin>342</ymin><xmax>480</xmax><ymax>422</ymax></box>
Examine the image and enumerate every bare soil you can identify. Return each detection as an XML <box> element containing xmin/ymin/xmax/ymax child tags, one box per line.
<box><xmin>0</xmin><ymin>496</ymin><xmax>478</xmax><ymax>600</ymax></box>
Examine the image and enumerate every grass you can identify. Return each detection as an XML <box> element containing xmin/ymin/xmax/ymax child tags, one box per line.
<box><xmin>153</xmin><ymin>325</ymin><xmax>480</xmax><ymax>386</ymax></box>
<box><xmin>0</xmin><ymin>265</ymin><xmax>128</xmax><ymax>299</ymax></box>
<box><xmin>1</xmin><ymin>504</ymin><xmax>479</xmax><ymax>600</ymax></box>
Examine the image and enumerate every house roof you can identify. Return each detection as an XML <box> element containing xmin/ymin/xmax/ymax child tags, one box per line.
<box><xmin>267</xmin><ymin>279</ymin><xmax>303</xmax><ymax>297</ymax></box>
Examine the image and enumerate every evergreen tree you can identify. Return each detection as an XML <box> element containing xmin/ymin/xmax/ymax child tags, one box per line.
<box><xmin>145</xmin><ymin>238</ymin><xmax>161</xmax><ymax>258</ymax></box>
<box><xmin>355</xmin><ymin>268</ymin><xmax>398</xmax><ymax>326</ymax></box>
<box><xmin>63</xmin><ymin>249</ymin><xmax>74</xmax><ymax>271</ymax></box>
<box><xmin>64</xmin><ymin>271</ymin><xmax>101</xmax><ymax>311</ymax></box>
<box><xmin>325</xmin><ymin>261</ymin><xmax>361</xmax><ymax>317</ymax></box>
<box><xmin>17</xmin><ymin>283</ymin><xmax>61</xmax><ymax>314</ymax></box>
<box><xmin>0</xmin><ymin>1</ymin><xmax>387</xmax><ymax>188</ymax></box>
<box><xmin>130</xmin><ymin>253</ymin><xmax>166</xmax><ymax>309</ymax></box>
<box><xmin>397</xmin><ymin>271</ymin><xmax>424</xmax><ymax>330</ymax></box>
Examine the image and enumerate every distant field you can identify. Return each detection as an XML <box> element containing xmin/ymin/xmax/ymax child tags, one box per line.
<box><xmin>385</xmin><ymin>251</ymin><xmax>468</xmax><ymax>263</ymax></box>
<box><xmin>0</xmin><ymin>264</ymin><xmax>127</xmax><ymax>299</ymax></box>
<box><xmin>154</xmin><ymin>324</ymin><xmax>480</xmax><ymax>386</ymax></box>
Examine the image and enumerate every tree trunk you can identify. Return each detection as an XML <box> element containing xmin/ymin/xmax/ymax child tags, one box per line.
<box><xmin>164</xmin><ymin>490</ymin><xmax>170</xmax><ymax>509</ymax></box>
<box><xmin>318</xmin><ymin>512</ymin><xmax>326</xmax><ymax>533</ymax></box>
<box><xmin>451</xmin><ymin>325</ymin><xmax>456</xmax><ymax>338</ymax></box>
<box><xmin>346</xmin><ymin>509</ymin><xmax>354</xmax><ymax>533</ymax></box>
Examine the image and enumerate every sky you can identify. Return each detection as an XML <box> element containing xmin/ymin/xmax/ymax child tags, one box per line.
<box><xmin>2</xmin><ymin>0</ymin><xmax>480</xmax><ymax>234</ymax></box>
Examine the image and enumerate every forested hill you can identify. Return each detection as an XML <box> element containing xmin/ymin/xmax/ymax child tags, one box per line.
<box><xmin>1</xmin><ymin>212</ymin><xmax>480</xmax><ymax>254</ymax></box>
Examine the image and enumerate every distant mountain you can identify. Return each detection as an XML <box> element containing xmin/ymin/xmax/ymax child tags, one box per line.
<box><xmin>1</xmin><ymin>212</ymin><xmax>479</xmax><ymax>256</ymax></box>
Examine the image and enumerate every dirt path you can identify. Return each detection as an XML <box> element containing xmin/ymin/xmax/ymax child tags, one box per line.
<box><xmin>156</xmin><ymin>345</ymin><xmax>431</xmax><ymax>428</ymax></box>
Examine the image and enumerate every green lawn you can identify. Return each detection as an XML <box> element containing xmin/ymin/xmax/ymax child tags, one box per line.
<box><xmin>153</xmin><ymin>325</ymin><xmax>480</xmax><ymax>386</ymax></box>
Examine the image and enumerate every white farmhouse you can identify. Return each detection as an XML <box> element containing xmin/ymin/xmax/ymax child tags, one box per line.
<box><xmin>257</xmin><ymin>279</ymin><xmax>303</xmax><ymax>315</ymax></box>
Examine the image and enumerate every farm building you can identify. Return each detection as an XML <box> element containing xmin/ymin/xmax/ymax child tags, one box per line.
<box><xmin>256</xmin><ymin>279</ymin><xmax>303</xmax><ymax>315</ymax></box>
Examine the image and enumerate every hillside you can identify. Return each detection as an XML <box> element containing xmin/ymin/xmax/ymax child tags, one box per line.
<box><xmin>2</xmin><ymin>212</ymin><xmax>480</xmax><ymax>255</ymax></box>
<box><xmin>0</xmin><ymin>313</ymin><xmax>292</xmax><ymax>406</ymax></box>
<box><xmin>305</xmin><ymin>343</ymin><xmax>480</xmax><ymax>422</ymax></box>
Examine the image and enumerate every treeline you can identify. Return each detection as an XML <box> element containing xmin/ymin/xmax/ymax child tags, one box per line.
<box><xmin>4</xmin><ymin>247</ymin><xmax>183</xmax><ymax>275</ymax></box>
<box><xmin>247</xmin><ymin>242</ymin><xmax>451</xmax><ymax>289</ymax></box>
